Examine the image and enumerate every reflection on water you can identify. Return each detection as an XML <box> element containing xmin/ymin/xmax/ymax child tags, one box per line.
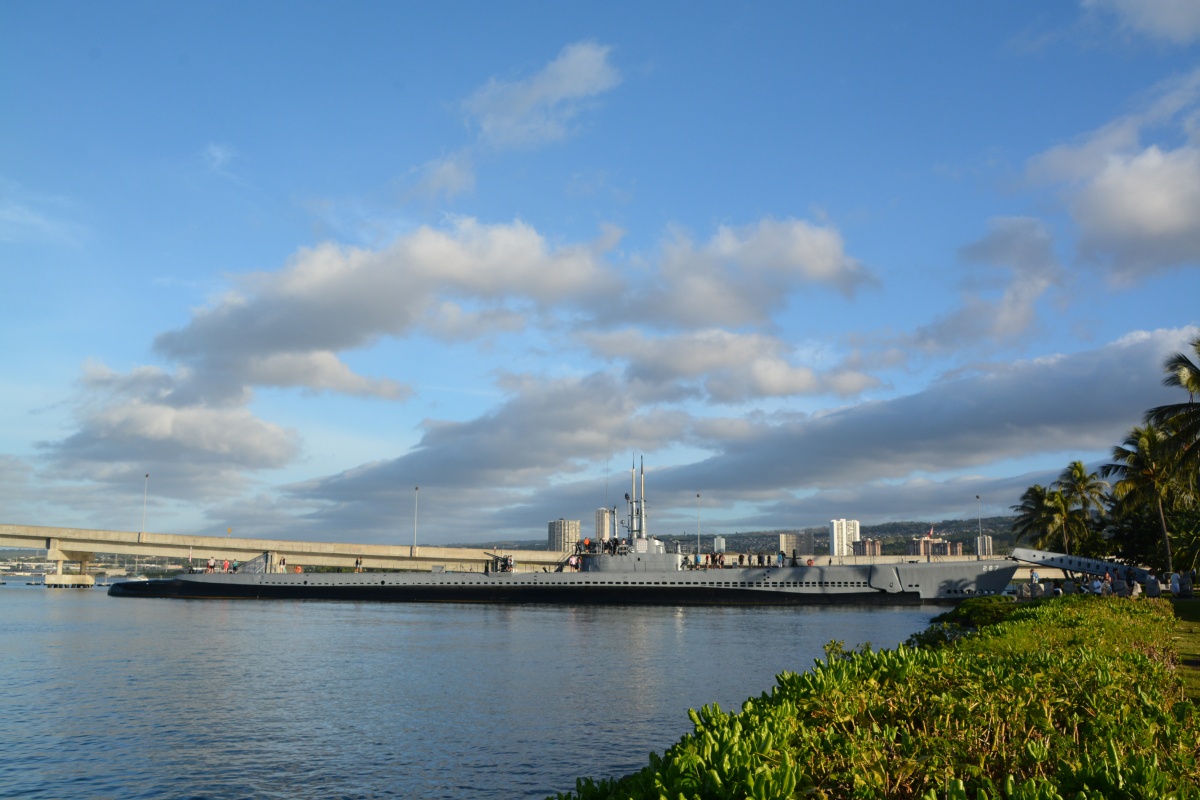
<box><xmin>0</xmin><ymin>586</ymin><xmax>936</xmax><ymax>798</ymax></box>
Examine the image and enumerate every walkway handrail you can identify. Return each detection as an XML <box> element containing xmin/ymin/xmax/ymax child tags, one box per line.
<box><xmin>1010</xmin><ymin>548</ymin><xmax>1151</xmax><ymax>582</ymax></box>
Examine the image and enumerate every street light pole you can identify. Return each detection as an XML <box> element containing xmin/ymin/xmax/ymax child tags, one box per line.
<box><xmin>413</xmin><ymin>486</ymin><xmax>419</xmax><ymax>555</ymax></box>
<box><xmin>696</xmin><ymin>493</ymin><xmax>701</xmax><ymax>562</ymax></box>
<box><xmin>140</xmin><ymin>473</ymin><xmax>149</xmax><ymax>543</ymax></box>
<box><xmin>976</xmin><ymin>494</ymin><xmax>982</xmax><ymax>560</ymax></box>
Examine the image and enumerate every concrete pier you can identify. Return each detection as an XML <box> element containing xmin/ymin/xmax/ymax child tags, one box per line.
<box><xmin>43</xmin><ymin>574</ymin><xmax>95</xmax><ymax>588</ymax></box>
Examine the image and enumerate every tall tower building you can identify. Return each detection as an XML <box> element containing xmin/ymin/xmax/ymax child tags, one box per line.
<box><xmin>595</xmin><ymin>508</ymin><xmax>612</xmax><ymax>542</ymax></box>
<box><xmin>976</xmin><ymin>534</ymin><xmax>993</xmax><ymax>557</ymax></box>
<box><xmin>829</xmin><ymin>519</ymin><xmax>861</xmax><ymax>557</ymax></box>
<box><xmin>852</xmin><ymin>539</ymin><xmax>882</xmax><ymax>557</ymax></box>
<box><xmin>548</xmin><ymin>519</ymin><xmax>581</xmax><ymax>552</ymax></box>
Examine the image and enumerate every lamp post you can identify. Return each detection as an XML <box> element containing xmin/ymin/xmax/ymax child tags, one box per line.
<box><xmin>976</xmin><ymin>494</ymin><xmax>982</xmax><ymax>560</ymax></box>
<box><xmin>140</xmin><ymin>473</ymin><xmax>149</xmax><ymax>543</ymax></box>
<box><xmin>413</xmin><ymin>486</ymin><xmax>419</xmax><ymax>554</ymax></box>
<box><xmin>696</xmin><ymin>493</ymin><xmax>701</xmax><ymax>561</ymax></box>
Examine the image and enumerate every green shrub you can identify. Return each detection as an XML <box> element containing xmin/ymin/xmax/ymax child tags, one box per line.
<box><xmin>552</xmin><ymin>597</ymin><xmax>1200</xmax><ymax>800</ymax></box>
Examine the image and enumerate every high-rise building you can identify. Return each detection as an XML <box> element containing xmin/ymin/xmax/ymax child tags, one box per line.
<box><xmin>713</xmin><ymin>535</ymin><xmax>726</xmax><ymax>553</ymax></box>
<box><xmin>908</xmin><ymin>537</ymin><xmax>964</xmax><ymax>557</ymax></box>
<box><xmin>779</xmin><ymin>531</ymin><xmax>815</xmax><ymax>556</ymax></box>
<box><xmin>976</xmin><ymin>534</ymin><xmax>993</xmax><ymax>557</ymax></box>
<box><xmin>829</xmin><ymin>519</ymin><xmax>860</xmax><ymax>556</ymax></box>
<box><xmin>852</xmin><ymin>538</ymin><xmax>882</xmax><ymax>557</ymax></box>
<box><xmin>548</xmin><ymin>519</ymin><xmax>581</xmax><ymax>552</ymax></box>
<box><xmin>595</xmin><ymin>508</ymin><xmax>612</xmax><ymax>541</ymax></box>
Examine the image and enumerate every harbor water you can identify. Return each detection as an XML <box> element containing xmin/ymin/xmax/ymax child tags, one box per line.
<box><xmin>0</xmin><ymin>584</ymin><xmax>938</xmax><ymax>798</ymax></box>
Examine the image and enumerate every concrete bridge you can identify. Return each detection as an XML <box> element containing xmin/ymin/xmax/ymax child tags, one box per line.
<box><xmin>0</xmin><ymin>523</ymin><xmax>569</xmax><ymax>586</ymax></box>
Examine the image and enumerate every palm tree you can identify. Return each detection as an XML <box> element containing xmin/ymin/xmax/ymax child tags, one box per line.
<box><xmin>1101</xmin><ymin>424</ymin><xmax>1176</xmax><ymax>573</ymax></box>
<box><xmin>1012</xmin><ymin>484</ymin><xmax>1050</xmax><ymax>545</ymax></box>
<box><xmin>1164</xmin><ymin>336</ymin><xmax>1200</xmax><ymax>402</ymax></box>
<box><xmin>1146</xmin><ymin>335</ymin><xmax>1200</xmax><ymax>485</ymax></box>
<box><xmin>1011</xmin><ymin>484</ymin><xmax>1077</xmax><ymax>554</ymax></box>
<box><xmin>1044</xmin><ymin>489</ymin><xmax>1077</xmax><ymax>556</ymax></box>
<box><xmin>1054</xmin><ymin>460</ymin><xmax>1109</xmax><ymax>547</ymax></box>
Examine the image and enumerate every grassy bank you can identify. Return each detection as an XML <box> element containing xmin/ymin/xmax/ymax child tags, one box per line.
<box><xmin>553</xmin><ymin>597</ymin><xmax>1200</xmax><ymax>799</ymax></box>
<box><xmin>1174</xmin><ymin>599</ymin><xmax>1200</xmax><ymax>702</ymax></box>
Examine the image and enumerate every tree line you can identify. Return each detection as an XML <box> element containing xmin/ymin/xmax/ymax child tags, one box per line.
<box><xmin>1012</xmin><ymin>335</ymin><xmax>1200</xmax><ymax>573</ymax></box>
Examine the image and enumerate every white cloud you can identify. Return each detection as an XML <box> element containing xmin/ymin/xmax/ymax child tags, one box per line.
<box><xmin>463</xmin><ymin>41</ymin><xmax>621</xmax><ymax>149</ymax></box>
<box><xmin>1028</xmin><ymin>69</ymin><xmax>1200</xmax><ymax>280</ymax></box>
<box><xmin>282</xmin><ymin>371</ymin><xmax>693</xmax><ymax>537</ymax></box>
<box><xmin>413</xmin><ymin>151</ymin><xmax>476</xmax><ymax>200</ymax></box>
<box><xmin>1083</xmin><ymin>0</ymin><xmax>1200</xmax><ymax>44</ymax></box>
<box><xmin>906</xmin><ymin>218</ymin><xmax>1063</xmax><ymax>351</ymax></box>
<box><xmin>617</xmin><ymin>219</ymin><xmax>874</xmax><ymax>328</ymax></box>
<box><xmin>1071</xmin><ymin>146</ymin><xmax>1200</xmax><ymax>280</ymax></box>
<box><xmin>582</xmin><ymin>328</ymin><xmax>879</xmax><ymax>403</ymax></box>
<box><xmin>251</xmin><ymin>327</ymin><xmax>1196</xmax><ymax>542</ymax></box>
<box><xmin>40</xmin><ymin>361</ymin><xmax>300</xmax><ymax>501</ymax></box>
<box><xmin>242</xmin><ymin>352</ymin><xmax>410</xmax><ymax>399</ymax></box>
<box><xmin>668</xmin><ymin>326</ymin><xmax>1195</xmax><ymax>496</ymax></box>
<box><xmin>152</xmin><ymin>214</ymin><xmax>866</xmax><ymax>404</ymax></box>
<box><xmin>710</xmin><ymin>219</ymin><xmax>872</xmax><ymax>294</ymax></box>
<box><xmin>153</xmin><ymin>218</ymin><xmax>614</xmax><ymax>400</ymax></box>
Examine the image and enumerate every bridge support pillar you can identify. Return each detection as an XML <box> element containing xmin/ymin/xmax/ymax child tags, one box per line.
<box><xmin>44</xmin><ymin>549</ymin><xmax>95</xmax><ymax>588</ymax></box>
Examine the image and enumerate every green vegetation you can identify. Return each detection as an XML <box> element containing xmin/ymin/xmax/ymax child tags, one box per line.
<box><xmin>1173</xmin><ymin>599</ymin><xmax>1200</xmax><ymax>702</ymax></box>
<box><xmin>552</xmin><ymin>596</ymin><xmax>1200</xmax><ymax>799</ymax></box>
<box><xmin>1011</xmin><ymin>336</ymin><xmax>1200</xmax><ymax>573</ymax></box>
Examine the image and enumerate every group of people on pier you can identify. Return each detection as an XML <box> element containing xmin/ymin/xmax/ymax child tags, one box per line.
<box><xmin>691</xmin><ymin>551</ymin><xmax>814</xmax><ymax>569</ymax></box>
<box><xmin>1024</xmin><ymin>567</ymin><xmax>1197</xmax><ymax>599</ymax></box>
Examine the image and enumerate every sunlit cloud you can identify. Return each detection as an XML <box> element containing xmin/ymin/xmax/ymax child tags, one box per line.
<box><xmin>1029</xmin><ymin>68</ymin><xmax>1200</xmax><ymax>281</ymax></box>
<box><xmin>582</xmin><ymin>328</ymin><xmax>880</xmax><ymax>403</ymax></box>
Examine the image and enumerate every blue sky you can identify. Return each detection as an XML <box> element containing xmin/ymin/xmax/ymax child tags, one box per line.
<box><xmin>3</xmin><ymin>1</ymin><xmax>1199</xmax><ymax>545</ymax></box>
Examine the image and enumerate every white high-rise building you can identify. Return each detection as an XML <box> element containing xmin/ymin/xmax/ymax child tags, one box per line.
<box><xmin>976</xmin><ymin>534</ymin><xmax>993</xmax><ymax>557</ymax></box>
<box><xmin>829</xmin><ymin>519</ymin><xmax>861</xmax><ymax>557</ymax></box>
<box><xmin>548</xmin><ymin>519</ymin><xmax>581</xmax><ymax>552</ymax></box>
<box><xmin>595</xmin><ymin>508</ymin><xmax>612</xmax><ymax>541</ymax></box>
